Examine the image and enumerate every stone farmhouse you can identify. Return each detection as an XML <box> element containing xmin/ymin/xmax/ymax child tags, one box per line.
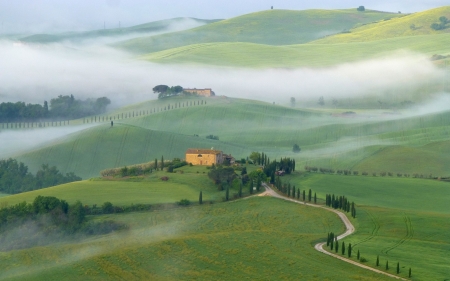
<box><xmin>186</xmin><ymin>148</ymin><xmax>223</xmax><ymax>166</ymax></box>
<box><xmin>183</xmin><ymin>88</ymin><xmax>215</xmax><ymax>97</ymax></box>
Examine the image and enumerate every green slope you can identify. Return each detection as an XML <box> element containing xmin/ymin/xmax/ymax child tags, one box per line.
<box><xmin>116</xmin><ymin>9</ymin><xmax>403</xmax><ymax>54</ymax></box>
<box><xmin>19</xmin><ymin>18</ymin><xmax>220</xmax><ymax>44</ymax></box>
<box><xmin>9</xmin><ymin>97</ymin><xmax>450</xmax><ymax>179</ymax></box>
<box><xmin>286</xmin><ymin>173</ymin><xmax>450</xmax><ymax>280</ymax></box>
<box><xmin>0</xmin><ymin>197</ymin><xmax>391</xmax><ymax>281</ymax></box>
<box><xmin>0</xmin><ymin>166</ymin><xmax>234</xmax><ymax>207</ymax></box>
<box><xmin>140</xmin><ymin>33</ymin><xmax>450</xmax><ymax>67</ymax></box>
<box><xmin>312</xmin><ymin>6</ymin><xmax>450</xmax><ymax>43</ymax></box>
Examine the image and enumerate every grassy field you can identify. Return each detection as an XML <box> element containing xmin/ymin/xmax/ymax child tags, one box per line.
<box><xmin>10</xmin><ymin>97</ymin><xmax>450</xmax><ymax>179</ymax></box>
<box><xmin>116</xmin><ymin>9</ymin><xmax>403</xmax><ymax>54</ymax></box>
<box><xmin>141</xmin><ymin>33</ymin><xmax>450</xmax><ymax>67</ymax></box>
<box><xmin>0</xmin><ymin>166</ymin><xmax>233</xmax><ymax>207</ymax></box>
<box><xmin>283</xmin><ymin>173</ymin><xmax>450</xmax><ymax>280</ymax></box>
<box><xmin>313</xmin><ymin>6</ymin><xmax>450</xmax><ymax>44</ymax></box>
<box><xmin>19</xmin><ymin>18</ymin><xmax>220</xmax><ymax>44</ymax></box>
<box><xmin>0</xmin><ymin>197</ymin><xmax>393</xmax><ymax>281</ymax></box>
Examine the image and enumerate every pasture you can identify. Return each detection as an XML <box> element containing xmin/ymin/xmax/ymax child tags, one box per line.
<box><xmin>9</xmin><ymin>97</ymin><xmax>450</xmax><ymax>179</ymax></box>
<box><xmin>284</xmin><ymin>173</ymin><xmax>450</xmax><ymax>280</ymax></box>
<box><xmin>0</xmin><ymin>197</ymin><xmax>393</xmax><ymax>281</ymax></box>
<box><xmin>116</xmin><ymin>9</ymin><xmax>403</xmax><ymax>54</ymax></box>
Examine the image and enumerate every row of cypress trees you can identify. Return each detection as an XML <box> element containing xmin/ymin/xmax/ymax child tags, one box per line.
<box><xmin>325</xmin><ymin>194</ymin><xmax>356</xmax><ymax>218</ymax></box>
<box><xmin>273</xmin><ymin>177</ymin><xmax>317</xmax><ymax>204</ymax></box>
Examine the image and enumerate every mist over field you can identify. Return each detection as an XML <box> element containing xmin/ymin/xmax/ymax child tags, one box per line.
<box><xmin>0</xmin><ymin>41</ymin><xmax>445</xmax><ymax>109</ymax></box>
<box><xmin>0</xmin><ymin>125</ymin><xmax>96</xmax><ymax>158</ymax></box>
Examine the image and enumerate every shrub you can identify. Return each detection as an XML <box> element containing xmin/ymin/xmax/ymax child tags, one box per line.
<box><xmin>360</xmin><ymin>257</ymin><xmax>368</xmax><ymax>263</ymax></box>
<box><xmin>177</xmin><ymin>199</ymin><xmax>190</xmax><ymax>206</ymax></box>
<box><xmin>160</xmin><ymin>176</ymin><xmax>169</xmax><ymax>181</ymax></box>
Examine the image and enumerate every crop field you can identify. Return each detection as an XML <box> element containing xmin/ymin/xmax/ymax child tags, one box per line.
<box><xmin>313</xmin><ymin>6</ymin><xmax>450</xmax><ymax>43</ymax></box>
<box><xmin>284</xmin><ymin>173</ymin><xmax>450</xmax><ymax>280</ymax></box>
<box><xmin>141</xmin><ymin>33</ymin><xmax>450</xmax><ymax>67</ymax></box>
<box><xmin>116</xmin><ymin>9</ymin><xmax>403</xmax><ymax>54</ymax></box>
<box><xmin>0</xmin><ymin>167</ymin><xmax>231</xmax><ymax>207</ymax></box>
<box><xmin>11</xmin><ymin>97</ymin><xmax>450</xmax><ymax>179</ymax></box>
<box><xmin>0</xmin><ymin>197</ymin><xmax>393</xmax><ymax>281</ymax></box>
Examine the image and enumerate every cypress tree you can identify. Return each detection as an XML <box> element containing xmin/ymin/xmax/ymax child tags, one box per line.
<box><xmin>199</xmin><ymin>191</ymin><xmax>203</xmax><ymax>204</ymax></box>
<box><xmin>386</xmin><ymin>260</ymin><xmax>389</xmax><ymax>270</ymax></box>
<box><xmin>226</xmin><ymin>187</ymin><xmax>229</xmax><ymax>201</ymax></box>
<box><xmin>303</xmin><ymin>190</ymin><xmax>306</xmax><ymax>201</ymax></box>
<box><xmin>376</xmin><ymin>255</ymin><xmax>379</xmax><ymax>266</ymax></box>
<box><xmin>314</xmin><ymin>192</ymin><xmax>317</xmax><ymax>204</ymax></box>
<box><xmin>335</xmin><ymin>237</ymin><xmax>339</xmax><ymax>253</ymax></box>
<box><xmin>308</xmin><ymin>189</ymin><xmax>312</xmax><ymax>202</ymax></box>
<box><xmin>161</xmin><ymin>156</ymin><xmax>164</xmax><ymax>171</ymax></box>
<box><xmin>348</xmin><ymin>243</ymin><xmax>352</xmax><ymax>258</ymax></box>
<box><xmin>292</xmin><ymin>186</ymin><xmax>295</xmax><ymax>198</ymax></box>
<box><xmin>341</xmin><ymin>241</ymin><xmax>345</xmax><ymax>255</ymax></box>
<box><xmin>357</xmin><ymin>249</ymin><xmax>360</xmax><ymax>260</ymax></box>
<box><xmin>326</xmin><ymin>233</ymin><xmax>330</xmax><ymax>246</ymax></box>
<box><xmin>396</xmin><ymin>262</ymin><xmax>400</xmax><ymax>274</ymax></box>
<box><xmin>297</xmin><ymin>188</ymin><xmax>300</xmax><ymax>200</ymax></box>
<box><xmin>330</xmin><ymin>237</ymin><xmax>334</xmax><ymax>250</ymax></box>
<box><xmin>409</xmin><ymin>268</ymin><xmax>411</xmax><ymax>278</ymax></box>
<box><xmin>155</xmin><ymin>158</ymin><xmax>158</xmax><ymax>170</ymax></box>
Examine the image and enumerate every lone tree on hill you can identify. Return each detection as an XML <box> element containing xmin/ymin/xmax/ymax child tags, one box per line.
<box><xmin>293</xmin><ymin>144</ymin><xmax>301</xmax><ymax>153</ymax></box>
<box><xmin>357</xmin><ymin>6</ymin><xmax>365</xmax><ymax>11</ymax></box>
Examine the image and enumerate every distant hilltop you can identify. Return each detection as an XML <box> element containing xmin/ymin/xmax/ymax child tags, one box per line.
<box><xmin>183</xmin><ymin>88</ymin><xmax>215</xmax><ymax>97</ymax></box>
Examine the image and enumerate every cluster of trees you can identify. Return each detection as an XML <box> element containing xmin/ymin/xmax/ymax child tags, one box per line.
<box><xmin>206</xmin><ymin>135</ymin><xmax>219</xmax><ymax>140</ymax></box>
<box><xmin>273</xmin><ymin>176</ymin><xmax>317</xmax><ymax>203</ymax></box>
<box><xmin>325</xmin><ymin>194</ymin><xmax>356</xmax><ymax>218</ymax></box>
<box><xmin>208</xmin><ymin>165</ymin><xmax>237</xmax><ymax>187</ymax></box>
<box><xmin>357</xmin><ymin>6</ymin><xmax>365</xmax><ymax>11</ymax></box>
<box><xmin>431</xmin><ymin>16</ymin><xmax>448</xmax><ymax>30</ymax></box>
<box><xmin>0</xmin><ymin>196</ymin><xmax>124</xmax><ymax>251</ymax></box>
<box><xmin>0</xmin><ymin>158</ymin><xmax>81</xmax><ymax>194</ymax></box>
<box><xmin>0</xmin><ymin>95</ymin><xmax>111</xmax><ymax>122</ymax></box>
<box><xmin>152</xmin><ymin>85</ymin><xmax>184</xmax><ymax>99</ymax></box>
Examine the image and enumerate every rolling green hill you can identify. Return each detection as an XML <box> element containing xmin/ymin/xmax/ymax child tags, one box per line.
<box><xmin>0</xmin><ymin>197</ymin><xmax>392</xmax><ymax>281</ymax></box>
<box><xmin>19</xmin><ymin>18</ymin><xmax>220</xmax><ymax>44</ymax></box>
<box><xmin>9</xmin><ymin>97</ymin><xmax>450</xmax><ymax>180</ymax></box>
<box><xmin>285</xmin><ymin>173</ymin><xmax>450</xmax><ymax>280</ymax></box>
<box><xmin>140</xmin><ymin>33</ymin><xmax>450</xmax><ymax>67</ymax></box>
<box><xmin>116</xmin><ymin>9</ymin><xmax>404</xmax><ymax>54</ymax></box>
<box><xmin>312</xmin><ymin>6</ymin><xmax>450</xmax><ymax>44</ymax></box>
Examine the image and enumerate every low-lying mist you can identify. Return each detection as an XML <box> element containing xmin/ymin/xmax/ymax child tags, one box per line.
<box><xmin>0</xmin><ymin>41</ymin><xmax>445</xmax><ymax>109</ymax></box>
<box><xmin>0</xmin><ymin>125</ymin><xmax>96</xmax><ymax>158</ymax></box>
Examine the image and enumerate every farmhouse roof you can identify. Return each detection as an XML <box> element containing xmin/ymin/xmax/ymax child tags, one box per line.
<box><xmin>186</xmin><ymin>148</ymin><xmax>222</xmax><ymax>155</ymax></box>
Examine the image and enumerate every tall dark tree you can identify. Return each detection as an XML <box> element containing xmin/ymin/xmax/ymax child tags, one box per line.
<box><xmin>357</xmin><ymin>249</ymin><xmax>360</xmax><ymax>260</ymax></box>
<box><xmin>303</xmin><ymin>190</ymin><xmax>306</xmax><ymax>201</ymax></box>
<box><xmin>327</xmin><ymin>233</ymin><xmax>330</xmax><ymax>246</ymax></box>
<box><xmin>376</xmin><ymin>255</ymin><xmax>379</xmax><ymax>266</ymax></box>
<box><xmin>348</xmin><ymin>243</ymin><xmax>352</xmax><ymax>258</ymax></box>
<box><xmin>154</xmin><ymin>158</ymin><xmax>158</xmax><ymax>171</ymax></box>
<box><xmin>341</xmin><ymin>241</ymin><xmax>345</xmax><ymax>255</ymax></box>
<box><xmin>314</xmin><ymin>192</ymin><xmax>317</xmax><ymax>204</ymax></box>
<box><xmin>308</xmin><ymin>189</ymin><xmax>312</xmax><ymax>202</ymax></box>
<box><xmin>386</xmin><ymin>260</ymin><xmax>389</xmax><ymax>270</ymax></box>
<box><xmin>396</xmin><ymin>262</ymin><xmax>400</xmax><ymax>274</ymax></box>
<box><xmin>199</xmin><ymin>191</ymin><xmax>203</xmax><ymax>204</ymax></box>
<box><xmin>161</xmin><ymin>156</ymin><xmax>164</xmax><ymax>171</ymax></box>
<box><xmin>335</xmin><ymin>237</ymin><xmax>339</xmax><ymax>253</ymax></box>
<box><xmin>409</xmin><ymin>268</ymin><xmax>411</xmax><ymax>278</ymax></box>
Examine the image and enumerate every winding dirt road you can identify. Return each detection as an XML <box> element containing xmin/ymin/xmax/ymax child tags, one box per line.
<box><xmin>260</xmin><ymin>183</ymin><xmax>407</xmax><ymax>280</ymax></box>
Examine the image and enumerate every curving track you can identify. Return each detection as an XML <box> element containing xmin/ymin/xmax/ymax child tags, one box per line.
<box><xmin>260</xmin><ymin>183</ymin><xmax>407</xmax><ymax>281</ymax></box>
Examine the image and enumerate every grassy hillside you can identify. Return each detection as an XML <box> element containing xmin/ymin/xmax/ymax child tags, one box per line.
<box><xmin>10</xmin><ymin>97</ymin><xmax>450</xmax><ymax>179</ymax></box>
<box><xmin>0</xmin><ymin>166</ymin><xmax>231</xmax><ymax>207</ymax></box>
<box><xmin>19</xmin><ymin>18</ymin><xmax>220</xmax><ymax>44</ymax></box>
<box><xmin>284</xmin><ymin>173</ymin><xmax>450</xmax><ymax>280</ymax></box>
<box><xmin>313</xmin><ymin>6</ymin><xmax>450</xmax><ymax>43</ymax></box>
<box><xmin>141</xmin><ymin>33</ymin><xmax>450</xmax><ymax>67</ymax></box>
<box><xmin>0</xmin><ymin>197</ymin><xmax>392</xmax><ymax>281</ymax></box>
<box><xmin>116</xmin><ymin>9</ymin><xmax>403</xmax><ymax>54</ymax></box>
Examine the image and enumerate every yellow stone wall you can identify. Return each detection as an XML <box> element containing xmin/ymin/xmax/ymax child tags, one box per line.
<box><xmin>186</xmin><ymin>153</ymin><xmax>221</xmax><ymax>166</ymax></box>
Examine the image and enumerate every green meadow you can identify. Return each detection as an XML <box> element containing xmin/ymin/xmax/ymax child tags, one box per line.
<box><xmin>0</xmin><ymin>197</ymin><xmax>393</xmax><ymax>281</ymax></box>
<box><xmin>10</xmin><ymin>96</ymin><xmax>450</xmax><ymax>179</ymax></box>
<box><xmin>116</xmin><ymin>9</ymin><xmax>403</xmax><ymax>54</ymax></box>
<box><xmin>283</xmin><ymin>173</ymin><xmax>450</xmax><ymax>280</ymax></box>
